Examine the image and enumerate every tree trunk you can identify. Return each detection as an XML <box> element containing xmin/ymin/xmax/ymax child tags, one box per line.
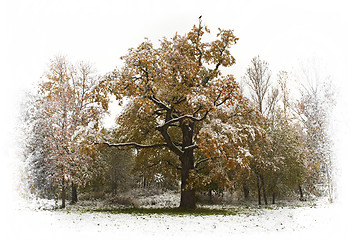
<box><xmin>256</xmin><ymin>175</ymin><xmax>261</xmax><ymax>205</ymax></box>
<box><xmin>272</xmin><ymin>192</ymin><xmax>275</xmax><ymax>204</ymax></box>
<box><xmin>61</xmin><ymin>177</ymin><xmax>66</xmax><ymax>209</ymax></box>
<box><xmin>112</xmin><ymin>169</ymin><xmax>117</xmax><ymax>194</ymax></box>
<box><xmin>71</xmin><ymin>183</ymin><xmax>77</xmax><ymax>204</ymax></box>
<box><xmin>272</xmin><ymin>177</ymin><xmax>278</xmax><ymax>204</ymax></box>
<box><xmin>143</xmin><ymin>175</ymin><xmax>147</xmax><ymax>188</ymax></box>
<box><xmin>261</xmin><ymin>176</ymin><xmax>268</xmax><ymax>205</ymax></box>
<box><xmin>112</xmin><ymin>180</ymin><xmax>117</xmax><ymax>194</ymax></box>
<box><xmin>180</xmin><ymin>156</ymin><xmax>196</xmax><ymax>209</ymax></box>
<box><xmin>179</xmin><ymin>123</ymin><xmax>196</xmax><ymax>209</ymax></box>
<box><xmin>242</xmin><ymin>182</ymin><xmax>249</xmax><ymax>200</ymax></box>
<box><xmin>299</xmin><ymin>184</ymin><xmax>304</xmax><ymax>200</ymax></box>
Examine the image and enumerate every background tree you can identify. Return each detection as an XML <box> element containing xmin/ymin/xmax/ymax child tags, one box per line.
<box><xmin>26</xmin><ymin>56</ymin><xmax>109</xmax><ymax>208</ymax></box>
<box><xmin>242</xmin><ymin>56</ymin><xmax>273</xmax><ymax>204</ymax></box>
<box><xmin>21</xmin><ymin>92</ymin><xmax>56</xmax><ymax>199</ymax></box>
<box><xmin>91</xmin><ymin>144</ymin><xmax>136</xmax><ymax>195</ymax></box>
<box><xmin>244</xmin><ymin>55</ymin><xmax>272</xmax><ymax>115</ymax></box>
<box><xmin>242</xmin><ymin>58</ymin><xmax>308</xmax><ymax>204</ymax></box>
<box><xmin>266</xmin><ymin>109</ymin><xmax>306</xmax><ymax>203</ymax></box>
<box><xmin>192</xmin><ymin>99</ymin><xmax>264</xmax><ymax>202</ymax></box>
<box><xmin>296</xmin><ymin>60</ymin><xmax>335</xmax><ymax>201</ymax></box>
<box><xmin>262</xmin><ymin>71</ymin><xmax>304</xmax><ymax>203</ymax></box>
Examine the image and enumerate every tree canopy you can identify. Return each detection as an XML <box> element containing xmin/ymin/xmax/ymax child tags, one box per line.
<box><xmin>102</xmin><ymin>20</ymin><xmax>266</xmax><ymax>209</ymax></box>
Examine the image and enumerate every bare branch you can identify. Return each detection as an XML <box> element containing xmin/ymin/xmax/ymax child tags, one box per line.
<box><xmin>195</xmin><ymin>156</ymin><xmax>222</xmax><ymax>168</ymax></box>
<box><xmin>195</xmin><ymin>158</ymin><xmax>209</xmax><ymax>167</ymax></box>
<box><xmin>213</xmin><ymin>92</ymin><xmax>222</xmax><ymax>105</ymax></box>
<box><xmin>215</xmin><ymin>96</ymin><xmax>230</xmax><ymax>107</ymax></box>
<box><xmin>165</xmin><ymin>159</ymin><xmax>182</xmax><ymax>170</ymax></box>
<box><xmin>244</xmin><ymin>56</ymin><xmax>272</xmax><ymax>114</ymax></box>
<box><xmin>193</xmin><ymin>105</ymin><xmax>203</xmax><ymax>116</ymax></box>
<box><xmin>232</xmin><ymin>109</ymin><xmax>254</xmax><ymax>118</ymax></box>
<box><xmin>174</xmin><ymin>96</ymin><xmax>187</xmax><ymax>105</ymax></box>
<box><xmin>145</xmin><ymin>162</ymin><xmax>159</xmax><ymax>169</ymax></box>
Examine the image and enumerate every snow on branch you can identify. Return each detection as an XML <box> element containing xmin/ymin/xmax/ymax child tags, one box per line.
<box><xmin>156</xmin><ymin>111</ymin><xmax>210</xmax><ymax>129</ymax></box>
<box><xmin>96</xmin><ymin>142</ymin><xmax>167</xmax><ymax>149</ymax></box>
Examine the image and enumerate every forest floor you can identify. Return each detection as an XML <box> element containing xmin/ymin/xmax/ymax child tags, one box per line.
<box><xmin>4</xmin><ymin>190</ymin><xmax>349</xmax><ymax>240</ymax></box>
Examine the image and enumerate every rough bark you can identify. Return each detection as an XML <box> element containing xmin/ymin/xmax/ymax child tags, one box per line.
<box><xmin>179</xmin><ymin>123</ymin><xmax>196</xmax><ymax>209</ymax></box>
<box><xmin>180</xmin><ymin>158</ymin><xmax>196</xmax><ymax>209</ymax></box>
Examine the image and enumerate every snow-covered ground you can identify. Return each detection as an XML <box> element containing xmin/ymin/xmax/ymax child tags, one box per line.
<box><xmin>3</xmin><ymin>191</ymin><xmax>350</xmax><ymax>240</ymax></box>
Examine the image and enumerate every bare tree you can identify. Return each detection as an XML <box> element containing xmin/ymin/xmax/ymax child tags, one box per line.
<box><xmin>243</xmin><ymin>55</ymin><xmax>272</xmax><ymax>205</ymax></box>
<box><xmin>296</xmin><ymin>59</ymin><xmax>336</xmax><ymax>202</ymax></box>
<box><xmin>244</xmin><ymin>55</ymin><xmax>272</xmax><ymax>114</ymax></box>
<box><xmin>277</xmin><ymin>71</ymin><xmax>290</xmax><ymax>115</ymax></box>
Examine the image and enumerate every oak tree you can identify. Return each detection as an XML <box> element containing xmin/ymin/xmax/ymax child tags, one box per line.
<box><xmin>104</xmin><ymin>20</ymin><xmax>260</xmax><ymax>209</ymax></box>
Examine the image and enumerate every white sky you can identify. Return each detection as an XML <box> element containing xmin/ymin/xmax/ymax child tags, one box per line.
<box><xmin>1</xmin><ymin>0</ymin><xmax>353</xmax><ymax>234</ymax></box>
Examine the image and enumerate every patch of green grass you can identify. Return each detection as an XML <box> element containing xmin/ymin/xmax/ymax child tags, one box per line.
<box><xmin>87</xmin><ymin>207</ymin><xmax>243</xmax><ymax>216</ymax></box>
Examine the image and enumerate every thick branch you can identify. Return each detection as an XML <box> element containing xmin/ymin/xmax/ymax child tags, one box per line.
<box><xmin>97</xmin><ymin>142</ymin><xmax>167</xmax><ymax>149</ymax></box>
<box><xmin>157</xmin><ymin>110</ymin><xmax>210</xmax><ymax>129</ymax></box>
<box><xmin>157</xmin><ymin>127</ymin><xmax>183</xmax><ymax>157</ymax></box>
<box><xmin>149</xmin><ymin>95</ymin><xmax>171</xmax><ymax>111</ymax></box>
<box><xmin>153</xmin><ymin>108</ymin><xmax>165</xmax><ymax>116</ymax></box>
<box><xmin>184</xmin><ymin>144</ymin><xmax>198</xmax><ymax>151</ymax></box>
